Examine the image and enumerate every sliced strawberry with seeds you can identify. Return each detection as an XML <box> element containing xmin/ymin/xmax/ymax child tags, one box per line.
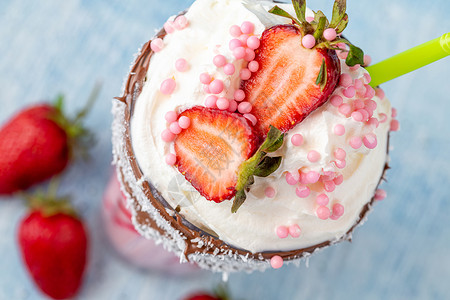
<box><xmin>241</xmin><ymin>24</ymin><xmax>341</xmax><ymax>138</ymax></box>
<box><xmin>174</xmin><ymin>106</ymin><xmax>259</xmax><ymax>203</ymax></box>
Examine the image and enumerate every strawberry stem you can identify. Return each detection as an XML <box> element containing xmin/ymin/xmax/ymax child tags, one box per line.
<box><xmin>23</xmin><ymin>177</ymin><xmax>77</xmax><ymax>218</ymax></box>
<box><xmin>232</xmin><ymin>126</ymin><xmax>285</xmax><ymax>213</ymax></box>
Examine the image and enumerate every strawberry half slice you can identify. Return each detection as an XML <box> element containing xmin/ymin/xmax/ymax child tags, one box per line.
<box><xmin>241</xmin><ymin>24</ymin><xmax>341</xmax><ymax>137</ymax></box>
<box><xmin>174</xmin><ymin>106</ymin><xmax>259</xmax><ymax>203</ymax></box>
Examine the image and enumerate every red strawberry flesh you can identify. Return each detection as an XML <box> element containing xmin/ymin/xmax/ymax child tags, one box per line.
<box><xmin>174</xmin><ymin>106</ymin><xmax>259</xmax><ymax>203</ymax></box>
<box><xmin>241</xmin><ymin>24</ymin><xmax>341</xmax><ymax>137</ymax></box>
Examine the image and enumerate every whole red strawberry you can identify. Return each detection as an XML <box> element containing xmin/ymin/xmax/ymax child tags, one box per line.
<box><xmin>184</xmin><ymin>294</ymin><xmax>221</xmax><ymax>300</ymax></box>
<box><xmin>17</xmin><ymin>188</ymin><xmax>88</xmax><ymax>299</ymax></box>
<box><xmin>0</xmin><ymin>89</ymin><xmax>98</xmax><ymax>195</ymax></box>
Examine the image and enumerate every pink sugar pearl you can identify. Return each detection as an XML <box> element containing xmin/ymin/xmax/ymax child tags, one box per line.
<box><xmin>306</xmin><ymin>171</ymin><xmax>320</xmax><ymax>184</ymax></box>
<box><xmin>216</xmin><ymin>97</ymin><xmax>230</xmax><ymax>110</ymax></box>
<box><xmin>199</xmin><ymin>73</ymin><xmax>211</xmax><ymax>84</ymax></box>
<box><xmin>223</xmin><ymin>63</ymin><xmax>236</xmax><ymax>75</ymax></box>
<box><xmin>165</xmin><ymin>111</ymin><xmax>178</xmax><ymax>123</ymax></box>
<box><xmin>289</xmin><ymin>224</ymin><xmax>302</xmax><ymax>238</ymax></box>
<box><xmin>324</xmin><ymin>180</ymin><xmax>336</xmax><ymax>192</ymax></box>
<box><xmin>178</xmin><ymin>116</ymin><xmax>191</xmax><ymax>129</ymax></box>
<box><xmin>306</xmin><ymin>16</ymin><xmax>315</xmax><ymax>23</ymax></box>
<box><xmin>229</xmin><ymin>24</ymin><xmax>242</xmax><ymax>37</ymax></box>
<box><xmin>228</xmin><ymin>99</ymin><xmax>238</xmax><ymax>112</ymax></box>
<box><xmin>169</xmin><ymin>122</ymin><xmax>182</xmax><ymax>135</ymax></box>
<box><xmin>285</xmin><ymin>172</ymin><xmax>299</xmax><ymax>185</ymax></box>
<box><xmin>349</xmin><ymin>64</ymin><xmax>361</xmax><ymax>72</ymax></box>
<box><xmin>248</xmin><ymin>60</ymin><xmax>259</xmax><ymax>73</ymax></box>
<box><xmin>165</xmin><ymin>153</ymin><xmax>176</xmax><ymax>166</ymax></box>
<box><xmin>352</xmin><ymin>110</ymin><xmax>364</xmax><ymax>122</ymax></box>
<box><xmin>343</xmin><ymin>86</ymin><xmax>356</xmax><ymax>98</ymax></box>
<box><xmin>302</xmin><ymin>34</ymin><xmax>316</xmax><ymax>48</ymax></box>
<box><xmin>161</xmin><ymin>129</ymin><xmax>175</xmax><ymax>142</ymax></box>
<box><xmin>234</xmin><ymin>89</ymin><xmax>245</xmax><ymax>102</ymax></box>
<box><xmin>276</xmin><ymin>226</ymin><xmax>289</xmax><ymax>239</ymax></box>
<box><xmin>160</xmin><ymin>78</ymin><xmax>176</xmax><ymax>95</ymax></box>
<box><xmin>296</xmin><ymin>186</ymin><xmax>310</xmax><ymax>198</ymax></box>
<box><xmin>349</xmin><ymin>136</ymin><xmax>362</xmax><ymax>149</ymax></box>
<box><xmin>354</xmin><ymin>78</ymin><xmax>363</xmax><ymax>90</ymax></box>
<box><xmin>244</xmin><ymin>49</ymin><xmax>256</xmax><ymax>62</ymax></box>
<box><xmin>150</xmin><ymin>38</ymin><xmax>164</xmax><ymax>52</ymax></box>
<box><xmin>363</xmin><ymin>54</ymin><xmax>372</xmax><ymax>66</ymax></box>
<box><xmin>270</xmin><ymin>256</ymin><xmax>283</xmax><ymax>269</ymax></box>
<box><xmin>365</xmin><ymin>99</ymin><xmax>377</xmax><ymax>111</ymax></box>
<box><xmin>209</xmin><ymin>79</ymin><xmax>224</xmax><ymax>94</ymax></box>
<box><xmin>174</xmin><ymin>15</ymin><xmax>189</xmax><ymax>30</ymax></box>
<box><xmin>240</xmin><ymin>68</ymin><xmax>252</xmax><ymax>80</ymax></box>
<box><xmin>238</xmin><ymin>101</ymin><xmax>252</xmax><ymax>114</ymax></box>
<box><xmin>203</xmin><ymin>85</ymin><xmax>211</xmax><ymax>94</ymax></box>
<box><xmin>379</xmin><ymin>113</ymin><xmax>388</xmax><ymax>123</ymax></box>
<box><xmin>307</xmin><ymin>150</ymin><xmax>320</xmax><ymax>163</ymax></box>
<box><xmin>229</xmin><ymin>39</ymin><xmax>243</xmax><ymax>50</ymax></box>
<box><xmin>323</xmin><ymin>28</ymin><xmax>337</xmax><ymax>41</ymax></box>
<box><xmin>354</xmin><ymin>99</ymin><xmax>365</xmax><ymax>110</ymax></box>
<box><xmin>247</xmin><ymin>36</ymin><xmax>261</xmax><ymax>50</ymax></box>
<box><xmin>367</xmin><ymin>117</ymin><xmax>379</xmax><ymax>128</ymax></box>
<box><xmin>213</xmin><ymin>55</ymin><xmax>227</xmax><ymax>68</ymax></box>
<box><xmin>330</xmin><ymin>95</ymin><xmax>343</xmax><ymax>107</ymax></box>
<box><xmin>205</xmin><ymin>95</ymin><xmax>218</xmax><ymax>108</ymax></box>
<box><xmin>239</xmin><ymin>34</ymin><xmax>250</xmax><ymax>44</ymax></box>
<box><xmin>375</xmin><ymin>88</ymin><xmax>385</xmax><ymax>99</ymax></box>
<box><xmin>291</xmin><ymin>134</ymin><xmax>304</xmax><ymax>146</ymax></box>
<box><xmin>365</xmin><ymin>85</ymin><xmax>376</xmax><ymax>99</ymax></box>
<box><xmin>338</xmin><ymin>103</ymin><xmax>352</xmax><ymax>116</ymax></box>
<box><xmin>339</xmin><ymin>73</ymin><xmax>353</xmax><ymax>88</ymax></box>
<box><xmin>241</xmin><ymin>21</ymin><xmax>255</xmax><ymax>34</ymax></box>
<box><xmin>392</xmin><ymin>107</ymin><xmax>398</xmax><ymax>118</ymax></box>
<box><xmin>164</xmin><ymin>21</ymin><xmax>175</xmax><ymax>34</ymax></box>
<box><xmin>334</xmin><ymin>148</ymin><xmax>346</xmax><ymax>160</ymax></box>
<box><xmin>316</xmin><ymin>194</ymin><xmax>329</xmax><ymax>206</ymax></box>
<box><xmin>390</xmin><ymin>119</ymin><xmax>400</xmax><ymax>131</ymax></box>
<box><xmin>316</xmin><ymin>206</ymin><xmax>331</xmax><ymax>220</ymax></box>
<box><xmin>335</xmin><ymin>159</ymin><xmax>346</xmax><ymax>169</ymax></box>
<box><xmin>175</xmin><ymin>58</ymin><xmax>189</xmax><ymax>72</ymax></box>
<box><xmin>331</xmin><ymin>203</ymin><xmax>345</xmax><ymax>220</ymax></box>
<box><xmin>244</xmin><ymin>113</ymin><xmax>257</xmax><ymax>126</ymax></box>
<box><xmin>363</xmin><ymin>133</ymin><xmax>378</xmax><ymax>149</ymax></box>
<box><xmin>374</xmin><ymin>189</ymin><xmax>387</xmax><ymax>201</ymax></box>
<box><xmin>334</xmin><ymin>124</ymin><xmax>345</xmax><ymax>136</ymax></box>
<box><xmin>265</xmin><ymin>187</ymin><xmax>276</xmax><ymax>198</ymax></box>
<box><xmin>233</xmin><ymin>47</ymin><xmax>246</xmax><ymax>60</ymax></box>
<box><xmin>334</xmin><ymin>174</ymin><xmax>344</xmax><ymax>185</ymax></box>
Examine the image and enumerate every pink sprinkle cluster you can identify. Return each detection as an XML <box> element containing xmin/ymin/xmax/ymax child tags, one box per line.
<box><xmin>164</xmin><ymin>15</ymin><xmax>189</xmax><ymax>34</ymax></box>
<box><xmin>161</xmin><ymin>110</ymin><xmax>191</xmax><ymax>165</ymax></box>
<box><xmin>198</xmin><ymin>21</ymin><xmax>262</xmax><ymax>124</ymax></box>
<box><xmin>276</xmin><ymin>224</ymin><xmax>302</xmax><ymax>239</ymax></box>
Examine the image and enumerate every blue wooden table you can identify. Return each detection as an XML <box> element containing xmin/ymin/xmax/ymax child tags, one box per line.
<box><xmin>1</xmin><ymin>0</ymin><xmax>449</xmax><ymax>299</ymax></box>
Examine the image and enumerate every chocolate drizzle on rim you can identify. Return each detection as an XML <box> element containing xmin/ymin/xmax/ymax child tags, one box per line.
<box><xmin>112</xmin><ymin>22</ymin><xmax>391</xmax><ymax>273</ymax></box>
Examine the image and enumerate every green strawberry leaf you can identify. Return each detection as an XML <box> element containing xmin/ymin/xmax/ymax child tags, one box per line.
<box><xmin>313</xmin><ymin>16</ymin><xmax>327</xmax><ymax>41</ymax></box>
<box><xmin>315</xmin><ymin>59</ymin><xmax>328</xmax><ymax>91</ymax></box>
<box><xmin>292</xmin><ymin>0</ymin><xmax>307</xmax><ymax>23</ymax></box>
<box><xmin>346</xmin><ymin>43</ymin><xmax>364</xmax><ymax>66</ymax></box>
<box><xmin>232</xmin><ymin>126</ymin><xmax>285</xmax><ymax>213</ymax></box>
<box><xmin>335</xmin><ymin>13</ymin><xmax>349</xmax><ymax>33</ymax></box>
<box><xmin>329</xmin><ymin>0</ymin><xmax>347</xmax><ymax>28</ymax></box>
<box><xmin>268</xmin><ymin>6</ymin><xmax>301</xmax><ymax>26</ymax></box>
<box><xmin>254</xmin><ymin>156</ymin><xmax>282</xmax><ymax>177</ymax></box>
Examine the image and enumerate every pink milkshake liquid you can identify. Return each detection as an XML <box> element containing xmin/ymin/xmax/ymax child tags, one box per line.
<box><xmin>102</xmin><ymin>171</ymin><xmax>199</xmax><ymax>275</ymax></box>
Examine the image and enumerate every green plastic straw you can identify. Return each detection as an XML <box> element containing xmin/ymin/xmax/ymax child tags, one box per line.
<box><xmin>366</xmin><ymin>32</ymin><xmax>450</xmax><ymax>87</ymax></box>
